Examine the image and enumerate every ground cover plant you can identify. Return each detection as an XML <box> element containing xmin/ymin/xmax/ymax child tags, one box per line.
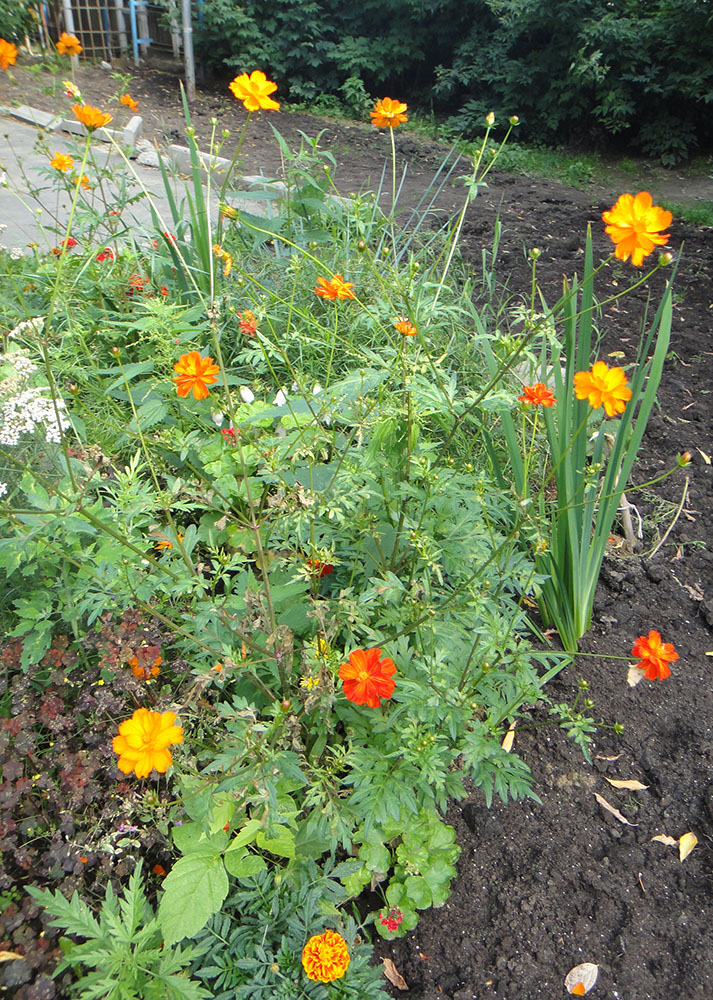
<box><xmin>0</xmin><ymin>42</ymin><xmax>698</xmax><ymax>1000</ymax></box>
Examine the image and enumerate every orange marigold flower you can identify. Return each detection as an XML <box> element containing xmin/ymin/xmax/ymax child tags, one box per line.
<box><xmin>155</xmin><ymin>532</ymin><xmax>184</xmax><ymax>551</ymax></box>
<box><xmin>602</xmin><ymin>192</ymin><xmax>672</xmax><ymax>267</ymax></box>
<box><xmin>338</xmin><ymin>647</ymin><xmax>396</xmax><ymax>708</ymax></box>
<box><xmin>518</xmin><ymin>382</ymin><xmax>555</xmax><ymax>407</ymax></box>
<box><xmin>0</xmin><ymin>38</ymin><xmax>18</xmax><ymax>71</ymax></box>
<box><xmin>112</xmin><ymin>707</ymin><xmax>183</xmax><ymax>778</ymax></box>
<box><xmin>631</xmin><ymin>630</ymin><xmax>678</xmax><ymax>681</ymax></box>
<box><xmin>50</xmin><ymin>236</ymin><xmax>78</xmax><ymax>255</ymax></box>
<box><xmin>120</xmin><ymin>93</ymin><xmax>138</xmax><ymax>112</ymax></box>
<box><xmin>152</xmin><ymin>863</ymin><xmax>167</xmax><ymax>876</ymax></box>
<box><xmin>314</xmin><ymin>274</ymin><xmax>355</xmax><ymax>300</ymax></box>
<box><xmin>238</xmin><ymin>310</ymin><xmax>258</xmax><ymax>336</ymax></box>
<box><xmin>172</xmin><ymin>351</ymin><xmax>220</xmax><ymax>400</ymax></box>
<box><xmin>74</xmin><ymin>173</ymin><xmax>91</xmax><ymax>190</ymax></box>
<box><xmin>301</xmin><ymin>930</ymin><xmax>350</xmax><ymax>983</ymax></box>
<box><xmin>393</xmin><ymin>316</ymin><xmax>417</xmax><ymax>337</ymax></box>
<box><xmin>229</xmin><ymin>70</ymin><xmax>280</xmax><ymax>111</ymax></box>
<box><xmin>573</xmin><ymin>361</ymin><xmax>632</xmax><ymax>417</ymax></box>
<box><xmin>72</xmin><ymin>103</ymin><xmax>113</xmax><ymax>131</ymax></box>
<box><xmin>56</xmin><ymin>32</ymin><xmax>83</xmax><ymax>56</ymax></box>
<box><xmin>370</xmin><ymin>97</ymin><xmax>408</xmax><ymax>129</ymax></box>
<box><xmin>50</xmin><ymin>151</ymin><xmax>74</xmax><ymax>172</ymax></box>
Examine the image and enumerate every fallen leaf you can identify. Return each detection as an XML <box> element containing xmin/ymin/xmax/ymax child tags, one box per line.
<box><xmin>697</xmin><ymin>448</ymin><xmax>711</xmax><ymax>465</ymax></box>
<box><xmin>501</xmin><ymin>720</ymin><xmax>517</xmax><ymax>753</ymax></box>
<box><xmin>0</xmin><ymin>951</ymin><xmax>24</xmax><ymax>962</ymax></box>
<box><xmin>608</xmin><ymin>351</ymin><xmax>625</xmax><ymax>359</ymax></box>
<box><xmin>679</xmin><ymin>831</ymin><xmax>698</xmax><ymax>861</ymax></box>
<box><xmin>382</xmin><ymin>958</ymin><xmax>408</xmax><ymax>991</ymax></box>
<box><xmin>627</xmin><ymin>664</ymin><xmax>645</xmax><ymax>687</ymax></box>
<box><xmin>605</xmin><ymin>778</ymin><xmax>649</xmax><ymax>791</ymax></box>
<box><xmin>565</xmin><ymin>962</ymin><xmax>599</xmax><ymax>994</ymax></box>
<box><xmin>651</xmin><ymin>834</ymin><xmax>678</xmax><ymax>846</ymax></box>
<box><xmin>595</xmin><ymin>753</ymin><xmax>622</xmax><ymax>761</ymax></box>
<box><xmin>594</xmin><ymin>792</ymin><xmax>637</xmax><ymax>826</ymax></box>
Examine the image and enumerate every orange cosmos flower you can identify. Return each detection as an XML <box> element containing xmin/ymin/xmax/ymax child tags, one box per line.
<box><xmin>56</xmin><ymin>32</ymin><xmax>83</xmax><ymax>56</ymax></box>
<box><xmin>72</xmin><ymin>103</ymin><xmax>113</xmax><ymax>131</ymax></box>
<box><xmin>301</xmin><ymin>930</ymin><xmax>350</xmax><ymax>983</ymax></box>
<box><xmin>0</xmin><ymin>38</ymin><xmax>18</xmax><ymax>71</ymax></box>
<box><xmin>394</xmin><ymin>316</ymin><xmax>417</xmax><ymax>337</ymax></box>
<box><xmin>112</xmin><ymin>708</ymin><xmax>183</xmax><ymax>778</ymax></box>
<box><xmin>238</xmin><ymin>310</ymin><xmax>258</xmax><ymax>336</ymax></box>
<box><xmin>602</xmin><ymin>192</ymin><xmax>672</xmax><ymax>267</ymax></box>
<box><xmin>370</xmin><ymin>97</ymin><xmax>408</xmax><ymax>129</ymax></box>
<box><xmin>120</xmin><ymin>93</ymin><xmax>138</xmax><ymax>112</ymax></box>
<box><xmin>518</xmin><ymin>382</ymin><xmax>555</xmax><ymax>407</ymax></box>
<box><xmin>172</xmin><ymin>351</ymin><xmax>220</xmax><ymax>400</ymax></box>
<box><xmin>631</xmin><ymin>630</ymin><xmax>678</xmax><ymax>681</ymax></box>
<box><xmin>229</xmin><ymin>70</ymin><xmax>280</xmax><ymax>111</ymax></box>
<box><xmin>50</xmin><ymin>151</ymin><xmax>74</xmax><ymax>172</ymax></box>
<box><xmin>74</xmin><ymin>173</ymin><xmax>91</xmax><ymax>190</ymax></box>
<box><xmin>314</xmin><ymin>274</ymin><xmax>355</xmax><ymax>300</ymax></box>
<box><xmin>338</xmin><ymin>647</ymin><xmax>396</xmax><ymax>708</ymax></box>
<box><xmin>155</xmin><ymin>532</ymin><xmax>183</xmax><ymax>551</ymax></box>
<box><xmin>573</xmin><ymin>361</ymin><xmax>632</xmax><ymax>417</ymax></box>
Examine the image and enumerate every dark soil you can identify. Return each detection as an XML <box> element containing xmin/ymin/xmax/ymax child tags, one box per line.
<box><xmin>2</xmin><ymin>61</ymin><xmax>713</xmax><ymax>1000</ymax></box>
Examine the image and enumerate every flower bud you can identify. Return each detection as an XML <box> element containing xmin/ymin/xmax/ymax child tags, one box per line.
<box><xmin>111</xmin><ymin>345</ymin><xmax>120</xmax><ymax>355</ymax></box>
<box><xmin>485</xmin><ymin>112</ymin><xmax>495</xmax><ymax>126</ymax></box>
<box><xmin>280</xmin><ymin>699</ymin><xmax>290</xmax><ymax>711</ymax></box>
<box><xmin>678</xmin><ymin>450</ymin><xmax>692</xmax><ymax>466</ymax></box>
<box><xmin>357</xmin><ymin>240</ymin><xmax>367</xmax><ymax>253</ymax></box>
<box><xmin>529</xmin><ymin>247</ymin><xmax>542</xmax><ymax>261</ymax></box>
<box><xmin>222</xmin><ymin>129</ymin><xmax>230</xmax><ymax>137</ymax></box>
<box><xmin>221</xmin><ymin>204</ymin><xmax>238</xmax><ymax>220</ymax></box>
<box><xmin>659</xmin><ymin>251</ymin><xmax>673</xmax><ymax>266</ymax></box>
<box><xmin>509</xmin><ymin>115</ymin><xmax>520</xmax><ymax>126</ymax></box>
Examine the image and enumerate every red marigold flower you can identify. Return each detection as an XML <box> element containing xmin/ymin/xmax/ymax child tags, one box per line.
<box><xmin>126</xmin><ymin>272</ymin><xmax>149</xmax><ymax>296</ymax></box>
<box><xmin>338</xmin><ymin>647</ymin><xmax>396</xmax><ymax>708</ymax></box>
<box><xmin>602</xmin><ymin>192</ymin><xmax>672</xmax><ymax>267</ymax></box>
<box><xmin>172</xmin><ymin>351</ymin><xmax>220</xmax><ymax>400</ymax></box>
<box><xmin>393</xmin><ymin>316</ymin><xmax>417</xmax><ymax>337</ymax></box>
<box><xmin>518</xmin><ymin>382</ymin><xmax>555</xmax><ymax>407</ymax></box>
<box><xmin>159</xmin><ymin>285</ymin><xmax>169</xmax><ymax>297</ymax></box>
<box><xmin>631</xmin><ymin>630</ymin><xmax>678</xmax><ymax>681</ymax></box>
<box><xmin>370</xmin><ymin>97</ymin><xmax>408</xmax><ymax>129</ymax></box>
<box><xmin>96</xmin><ymin>247</ymin><xmax>115</xmax><ymax>262</ymax></box>
<box><xmin>314</xmin><ymin>274</ymin><xmax>355</xmax><ymax>300</ymax></box>
<box><xmin>238</xmin><ymin>310</ymin><xmax>258</xmax><ymax>336</ymax></box>
<box><xmin>573</xmin><ymin>361</ymin><xmax>632</xmax><ymax>417</ymax></box>
<box><xmin>301</xmin><ymin>930</ymin><xmax>350</xmax><ymax>983</ymax></box>
<box><xmin>51</xmin><ymin>236</ymin><xmax>78</xmax><ymax>255</ymax></box>
<box><xmin>308</xmin><ymin>558</ymin><xmax>334</xmax><ymax>577</ymax></box>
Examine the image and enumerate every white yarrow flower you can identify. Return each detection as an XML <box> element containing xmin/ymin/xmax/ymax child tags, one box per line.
<box><xmin>0</xmin><ymin>482</ymin><xmax>8</xmax><ymax>498</ymax></box>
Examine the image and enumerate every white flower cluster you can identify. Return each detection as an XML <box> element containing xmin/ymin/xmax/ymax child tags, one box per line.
<box><xmin>0</xmin><ymin>482</ymin><xmax>7</xmax><ymax>498</ymax></box>
<box><xmin>2</xmin><ymin>352</ymin><xmax>38</xmax><ymax>381</ymax></box>
<box><xmin>0</xmin><ymin>386</ymin><xmax>70</xmax><ymax>446</ymax></box>
<box><xmin>6</xmin><ymin>316</ymin><xmax>45</xmax><ymax>340</ymax></box>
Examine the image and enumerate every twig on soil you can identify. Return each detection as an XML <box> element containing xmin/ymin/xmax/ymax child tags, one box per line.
<box><xmin>647</xmin><ymin>476</ymin><xmax>690</xmax><ymax>559</ymax></box>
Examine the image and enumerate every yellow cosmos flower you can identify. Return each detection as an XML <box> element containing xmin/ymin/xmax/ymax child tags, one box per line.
<box><xmin>72</xmin><ymin>103</ymin><xmax>113</xmax><ymax>131</ymax></box>
<box><xmin>63</xmin><ymin>79</ymin><xmax>81</xmax><ymax>98</ymax></box>
<box><xmin>573</xmin><ymin>361</ymin><xmax>632</xmax><ymax>417</ymax></box>
<box><xmin>229</xmin><ymin>70</ymin><xmax>280</xmax><ymax>111</ymax></box>
<box><xmin>370</xmin><ymin>97</ymin><xmax>408</xmax><ymax>129</ymax></box>
<box><xmin>602</xmin><ymin>192</ymin><xmax>672</xmax><ymax>267</ymax></box>
<box><xmin>0</xmin><ymin>38</ymin><xmax>18</xmax><ymax>71</ymax></box>
<box><xmin>120</xmin><ymin>93</ymin><xmax>139</xmax><ymax>112</ymax></box>
<box><xmin>56</xmin><ymin>32</ymin><xmax>83</xmax><ymax>56</ymax></box>
<box><xmin>301</xmin><ymin>930</ymin><xmax>350</xmax><ymax>983</ymax></box>
<box><xmin>112</xmin><ymin>708</ymin><xmax>183</xmax><ymax>778</ymax></box>
<box><xmin>50</xmin><ymin>152</ymin><xmax>74</xmax><ymax>172</ymax></box>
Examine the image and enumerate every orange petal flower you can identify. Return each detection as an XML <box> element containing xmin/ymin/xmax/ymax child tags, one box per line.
<box><xmin>338</xmin><ymin>647</ymin><xmax>396</xmax><ymax>708</ymax></box>
<box><xmin>112</xmin><ymin>708</ymin><xmax>183</xmax><ymax>778</ymax></box>
<box><xmin>74</xmin><ymin>173</ymin><xmax>91</xmax><ymax>190</ymax></box>
<box><xmin>56</xmin><ymin>32</ymin><xmax>83</xmax><ymax>56</ymax></box>
<box><xmin>0</xmin><ymin>38</ymin><xmax>18</xmax><ymax>71</ymax></box>
<box><xmin>301</xmin><ymin>930</ymin><xmax>350</xmax><ymax>983</ymax></box>
<box><xmin>72</xmin><ymin>103</ymin><xmax>113</xmax><ymax>131</ymax></box>
<box><xmin>50</xmin><ymin>151</ymin><xmax>74</xmax><ymax>172</ymax></box>
<box><xmin>631</xmin><ymin>630</ymin><xmax>678</xmax><ymax>681</ymax></box>
<box><xmin>314</xmin><ymin>274</ymin><xmax>355</xmax><ymax>300</ymax></box>
<box><xmin>394</xmin><ymin>317</ymin><xmax>417</xmax><ymax>337</ymax></box>
<box><xmin>370</xmin><ymin>97</ymin><xmax>408</xmax><ymax>129</ymax></box>
<box><xmin>573</xmin><ymin>361</ymin><xmax>632</xmax><ymax>417</ymax></box>
<box><xmin>518</xmin><ymin>382</ymin><xmax>555</xmax><ymax>407</ymax></box>
<box><xmin>229</xmin><ymin>70</ymin><xmax>280</xmax><ymax>111</ymax></box>
<box><xmin>120</xmin><ymin>93</ymin><xmax>138</xmax><ymax>112</ymax></box>
<box><xmin>238</xmin><ymin>310</ymin><xmax>258</xmax><ymax>336</ymax></box>
<box><xmin>172</xmin><ymin>351</ymin><xmax>220</xmax><ymax>400</ymax></box>
<box><xmin>602</xmin><ymin>192</ymin><xmax>672</xmax><ymax>267</ymax></box>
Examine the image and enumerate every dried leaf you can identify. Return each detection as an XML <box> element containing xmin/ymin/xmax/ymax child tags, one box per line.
<box><xmin>605</xmin><ymin>778</ymin><xmax>649</xmax><ymax>791</ymax></box>
<box><xmin>679</xmin><ymin>831</ymin><xmax>698</xmax><ymax>861</ymax></box>
<box><xmin>595</xmin><ymin>753</ymin><xmax>622</xmax><ymax>761</ymax></box>
<box><xmin>651</xmin><ymin>834</ymin><xmax>678</xmax><ymax>846</ymax></box>
<box><xmin>0</xmin><ymin>951</ymin><xmax>24</xmax><ymax>963</ymax></box>
<box><xmin>382</xmin><ymin>958</ymin><xmax>408</xmax><ymax>991</ymax></box>
<box><xmin>594</xmin><ymin>792</ymin><xmax>637</xmax><ymax>826</ymax></box>
<box><xmin>565</xmin><ymin>962</ymin><xmax>599</xmax><ymax>994</ymax></box>
<box><xmin>697</xmin><ymin>448</ymin><xmax>711</xmax><ymax>465</ymax></box>
<box><xmin>608</xmin><ymin>351</ymin><xmax>626</xmax><ymax>359</ymax></box>
<box><xmin>627</xmin><ymin>664</ymin><xmax>645</xmax><ymax>687</ymax></box>
<box><xmin>501</xmin><ymin>720</ymin><xmax>517</xmax><ymax>753</ymax></box>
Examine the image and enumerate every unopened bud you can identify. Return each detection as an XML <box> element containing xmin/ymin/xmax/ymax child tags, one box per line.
<box><xmin>222</xmin><ymin>129</ymin><xmax>230</xmax><ymax>137</ymax></box>
<box><xmin>221</xmin><ymin>204</ymin><xmax>238</xmax><ymax>220</ymax></box>
<box><xmin>678</xmin><ymin>450</ymin><xmax>692</xmax><ymax>466</ymax></box>
<box><xmin>111</xmin><ymin>345</ymin><xmax>120</xmax><ymax>355</ymax></box>
<box><xmin>280</xmin><ymin>699</ymin><xmax>290</xmax><ymax>711</ymax></box>
<box><xmin>356</xmin><ymin>240</ymin><xmax>367</xmax><ymax>253</ymax></box>
<box><xmin>529</xmin><ymin>247</ymin><xmax>542</xmax><ymax>261</ymax></box>
<box><xmin>485</xmin><ymin>112</ymin><xmax>495</xmax><ymax>126</ymax></box>
<box><xmin>509</xmin><ymin>115</ymin><xmax>519</xmax><ymax>126</ymax></box>
<box><xmin>659</xmin><ymin>251</ymin><xmax>673</xmax><ymax>266</ymax></box>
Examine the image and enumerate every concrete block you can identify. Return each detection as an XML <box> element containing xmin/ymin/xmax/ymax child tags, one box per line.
<box><xmin>4</xmin><ymin>105</ymin><xmax>61</xmax><ymax>131</ymax></box>
<box><xmin>167</xmin><ymin>144</ymin><xmax>232</xmax><ymax>177</ymax></box>
<box><xmin>122</xmin><ymin>115</ymin><xmax>143</xmax><ymax>152</ymax></box>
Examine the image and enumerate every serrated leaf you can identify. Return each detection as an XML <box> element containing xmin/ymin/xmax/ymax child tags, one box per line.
<box><xmin>158</xmin><ymin>852</ymin><xmax>228</xmax><ymax>946</ymax></box>
<box><xmin>605</xmin><ymin>778</ymin><xmax>648</xmax><ymax>791</ymax></box>
<box><xmin>679</xmin><ymin>831</ymin><xmax>698</xmax><ymax>861</ymax></box>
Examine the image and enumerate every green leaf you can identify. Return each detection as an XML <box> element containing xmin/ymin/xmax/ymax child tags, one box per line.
<box><xmin>404</xmin><ymin>875</ymin><xmax>432</xmax><ymax>910</ymax></box>
<box><xmin>223</xmin><ymin>851</ymin><xmax>266</xmax><ymax>879</ymax></box>
<box><xmin>256</xmin><ymin>827</ymin><xmax>296</xmax><ymax>859</ymax></box>
<box><xmin>158</xmin><ymin>852</ymin><xmax>229</xmax><ymax>946</ymax></box>
<box><xmin>225</xmin><ymin>818</ymin><xmax>262</xmax><ymax>852</ymax></box>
